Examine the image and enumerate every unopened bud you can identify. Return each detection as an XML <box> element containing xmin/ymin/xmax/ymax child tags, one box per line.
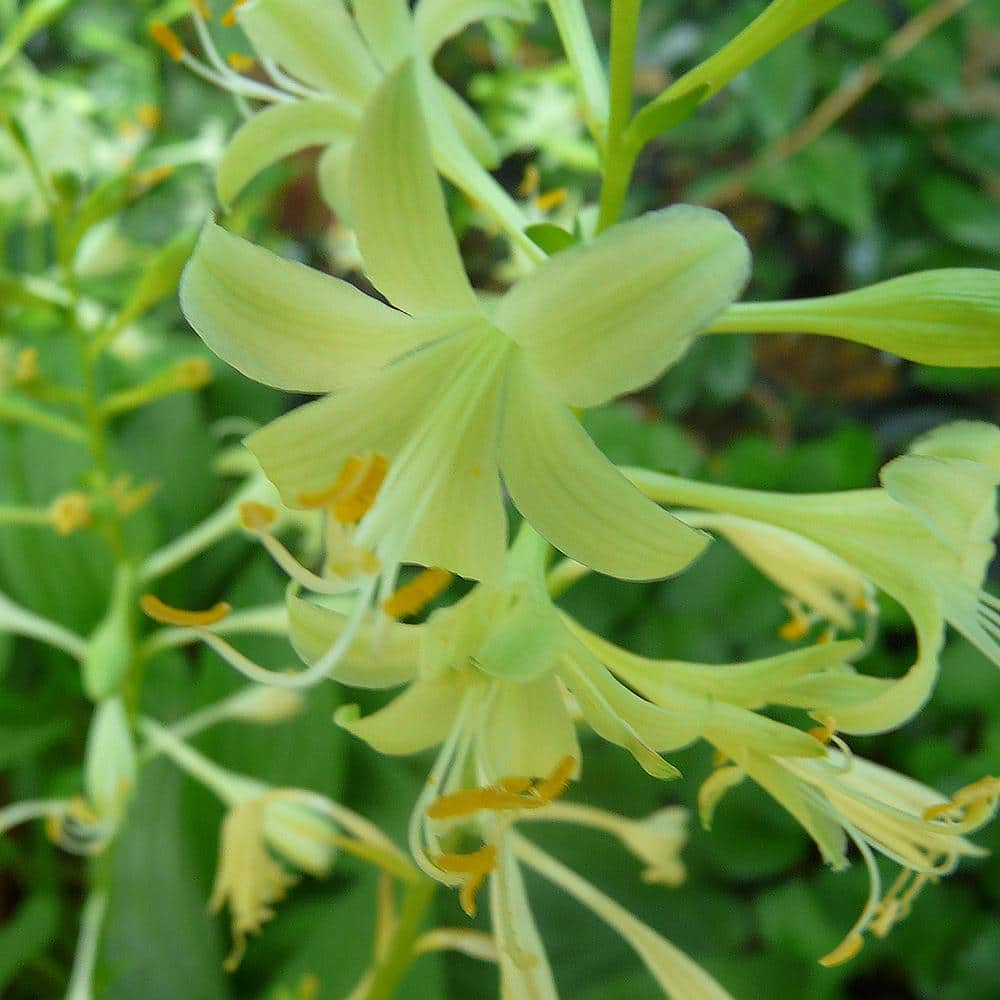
<box><xmin>49</xmin><ymin>492</ymin><xmax>92</xmax><ymax>536</ymax></box>
<box><xmin>84</xmin><ymin>697</ymin><xmax>137</xmax><ymax>823</ymax></box>
<box><xmin>82</xmin><ymin>565</ymin><xmax>135</xmax><ymax>700</ymax></box>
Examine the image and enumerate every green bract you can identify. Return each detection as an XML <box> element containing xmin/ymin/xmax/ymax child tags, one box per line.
<box><xmin>182</xmin><ymin>62</ymin><xmax>752</xmax><ymax>582</ymax></box>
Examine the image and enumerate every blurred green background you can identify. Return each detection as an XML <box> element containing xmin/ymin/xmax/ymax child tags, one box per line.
<box><xmin>1</xmin><ymin>0</ymin><xmax>998</xmax><ymax>996</ymax></box>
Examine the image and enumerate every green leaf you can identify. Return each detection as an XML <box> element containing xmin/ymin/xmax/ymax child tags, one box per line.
<box><xmin>919</xmin><ymin>175</ymin><xmax>1000</xmax><ymax>253</ymax></box>
<box><xmin>0</xmin><ymin>0</ymin><xmax>71</xmax><ymax>71</ymax></box>
<box><xmin>744</xmin><ymin>32</ymin><xmax>814</xmax><ymax>141</ymax></box>
<box><xmin>524</xmin><ymin>222</ymin><xmax>578</xmax><ymax>255</ymax></box>
<box><xmin>0</xmin><ymin>894</ymin><xmax>61</xmax><ymax>989</ymax></box>
<box><xmin>625</xmin><ymin>84</ymin><xmax>709</xmax><ymax>151</ymax></box>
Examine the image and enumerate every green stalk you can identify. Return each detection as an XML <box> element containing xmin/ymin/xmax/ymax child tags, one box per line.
<box><xmin>364</xmin><ymin>877</ymin><xmax>437</xmax><ymax>1000</ymax></box>
<box><xmin>596</xmin><ymin>0</ymin><xmax>642</xmax><ymax>233</ymax></box>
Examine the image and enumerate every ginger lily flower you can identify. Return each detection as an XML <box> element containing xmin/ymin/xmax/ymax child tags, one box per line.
<box><xmin>161</xmin><ymin>0</ymin><xmax>537</xmax><ymax>253</ymax></box>
<box><xmin>182</xmin><ymin>61</ymin><xmax>750</xmax><ymax>590</ymax></box>
<box><xmin>703</xmin><ymin>739</ymin><xmax>999</xmax><ymax>969</ymax></box>
<box><xmin>629</xmin><ymin>421</ymin><xmax>1000</xmax><ymax>734</ymax></box>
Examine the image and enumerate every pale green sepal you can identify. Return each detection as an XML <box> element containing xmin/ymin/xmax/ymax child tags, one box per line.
<box><xmin>499</xmin><ymin>360</ymin><xmax>709</xmax><ymax>581</ymax></box>
<box><xmin>350</xmin><ymin>60</ymin><xmax>479</xmax><ymax>316</ymax></box>
<box><xmin>437</xmin><ymin>79</ymin><xmax>500</xmax><ymax>167</ymax></box>
<box><xmin>495</xmin><ymin>205</ymin><xmax>750</xmax><ymax>407</ymax></box>
<box><xmin>334</xmin><ymin>675</ymin><xmax>467</xmax><ymax>754</ymax></box>
<box><xmin>546</xmin><ymin>0</ymin><xmax>610</xmax><ymax>144</ymax></box>
<box><xmin>515</xmin><ymin>836</ymin><xmax>735</xmax><ymax>1000</ymax></box>
<box><xmin>287</xmin><ymin>595</ymin><xmax>419</xmax><ymax>689</ymax></box>
<box><xmin>180</xmin><ymin>223</ymin><xmax>439</xmax><ymax>392</ymax></box>
<box><xmin>216</xmin><ymin>99</ymin><xmax>357</xmax><ymax>208</ymax></box>
<box><xmin>481</xmin><ymin>676</ymin><xmax>581</xmax><ymax>779</ymax></box>
<box><xmin>238</xmin><ymin>0</ymin><xmax>380</xmax><ymax>103</ymax></box>
<box><xmin>415</xmin><ymin>0</ymin><xmax>534</xmax><ymax>56</ymax></box>
<box><xmin>316</xmin><ymin>139</ymin><xmax>354</xmax><ymax>223</ymax></box>
<box><xmin>84</xmin><ymin>698</ymin><xmax>136</xmax><ymax>823</ymax></box>
<box><xmin>353</xmin><ymin>0</ymin><xmax>414</xmax><ymax>69</ymax></box>
<box><xmin>908</xmin><ymin>420</ymin><xmax>1000</xmax><ymax>468</ymax></box>
<box><xmin>492</xmin><ymin>841</ymin><xmax>560</xmax><ymax>1000</ymax></box>
<box><xmin>709</xmin><ymin>269</ymin><xmax>1000</xmax><ymax>366</ymax></box>
<box><xmin>636</xmin><ymin>0</ymin><xmax>847</xmax><ymax>139</ymax></box>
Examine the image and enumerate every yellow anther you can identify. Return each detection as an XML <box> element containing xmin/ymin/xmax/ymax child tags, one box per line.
<box><xmin>518</xmin><ymin>163</ymin><xmax>541</xmax><ymax>197</ymax></box>
<box><xmin>226</xmin><ymin>52</ymin><xmax>256</xmax><ymax>73</ymax></box>
<box><xmin>534</xmin><ymin>756</ymin><xmax>575</xmax><ymax>802</ymax></box>
<box><xmin>67</xmin><ymin>796</ymin><xmax>100</xmax><ymax>825</ymax></box>
<box><xmin>140</xmin><ymin>594</ymin><xmax>231</xmax><ymax>628</ymax></box>
<box><xmin>149</xmin><ymin>22</ymin><xmax>186</xmax><ymax>61</ymax></box>
<box><xmin>534</xmin><ymin>187</ymin><xmax>568</xmax><ymax>212</ymax></box>
<box><xmin>299</xmin><ymin>453</ymin><xmax>388</xmax><ymax>524</ymax></box>
<box><xmin>49</xmin><ymin>492</ymin><xmax>92</xmax><ymax>536</ymax></box>
<box><xmin>131</xmin><ymin>165</ymin><xmax>175</xmax><ymax>194</ymax></box>
<box><xmin>44</xmin><ymin>813</ymin><xmax>64</xmax><ymax>844</ymax></box>
<box><xmin>923</xmin><ymin>776</ymin><xmax>1000</xmax><ymax>822</ymax></box>
<box><xmin>221</xmin><ymin>0</ymin><xmax>247</xmax><ymax>26</ymax></box>
<box><xmin>14</xmin><ymin>347</ymin><xmax>40</xmax><ymax>384</ymax></box>
<box><xmin>778</xmin><ymin>597</ymin><xmax>811</xmax><ymax>642</ymax></box>
<box><xmin>109</xmin><ymin>476</ymin><xmax>160</xmax><ymax>517</ymax></box>
<box><xmin>808</xmin><ymin>717</ymin><xmax>836</xmax><ymax>745</ymax></box>
<box><xmin>381</xmin><ymin>568</ymin><xmax>452</xmax><ymax>619</ymax></box>
<box><xmin>174</xmin><ymin>357</ymin><xmax>213</xmax><ymax>389</ymax></box>
<box><xmin>435</xmin><ymin>845</ymin><xmax>497</xmax><ymax>917</ymax></box>
<box><xmin>136</xmin><ymin>103</ymin><xmax>162</xmax><ymax>129</ymax></box>
<box><xmin>818</xmin><ymin>931</ymin><xmax>864</xmax><ymax>968</ymax></box>
<box><xmin>189</xmin><ymin>0</ymin><xmax>213</xmax><ymax>19</ymax></box>
<box><xmin>239</xmin><ymin>501</ymin><xmax>278</xmax><ymax>533</ymax></box>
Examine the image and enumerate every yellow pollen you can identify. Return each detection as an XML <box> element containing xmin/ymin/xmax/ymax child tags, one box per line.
<box><xmin>818</xmin><ymin>931</ymin><xmax>864</xmax><ymax>968</ymax></box>
<box><xmin>140</xmin><ymin>594</ymin><xmax>231</xmax><ymax>628</ymax></box>
<box><xmin>174</xmin><ymin>357</ymin><xmax>213</xmax><ymax>389</ymax></box>
<box><xmin>923</xmin><ymin>776</ymin><xmax>1000</xmax><ymax>822</ymax></box>
<box><xmin>110</xmin><ymin>476</ymin><xmax>160</xmax><ymax>517</ymax></box>
<box><xmin>534</xmin><ymin>755</ymin><xmax>575</xmax><ymax>801</ymax></box>
<box><xmin>808</xmin><ymin>717</ymin><xmax>836</xmax><ymax>745</ymax></box>
<box><xmin>778</xmin><ymin>597</ymin><xmax>811</xmax><ymax>642</ymax></box>
<box><xmin>534</xmin><ymin>187</ymin><xmax>568</xmax><ymax>212</ymax></box>
<box><xmin>49</xmin><ymin>493</ymin><xmax>92</xmax><ymax>535</ymax></box>
<box><xmin>189</xmin><ymin>0</ymin><xmax>212</xmax><ymax>19</ymax></box>
<box><xmin>381</xmin><ymin>568</ymin><xmax>452</xmax><ymax>620</ymax></box>
<box><xmin>226</xmin><ymin>52</ymin><xmax>256</xmax><ymax>74</ymax></box>
<box><xmin>149</xmin><ymin>22</ymin><xmax>186</xmax><ymax>61</ymax></box>
<box><xmin>68</xmin><ymin>796</ymin><xmax>100</xmax><ymax>825</ymax></box>
<box><xmin>299</xmin><ymin>453</ymin><xmax>389</xmax><ymax>523</ymax></box>
<box><xmin>221</xmin><ymin>0</ymin><xmax>247</xmax><ymax>26</ymax></box>
<box><xmin>238</xmin><ymin>501</ymin><xmax>278</xmax><ymax>533</ymax></box>
<box><xmin>131</xmin><ymin>165</ymin><xmax>175</xmax><ymax>193</ymax></box>
<box><xmin>14</xmin><ymin>347</ymin><xmax>40</xmax><ymax>384</ymax></box>
<box><xmin>136</xmin><ymin>103</ymin><xmax>162</xmax><ymax>129</ymax></box>
<box><xmin>435</xmin><ymin>845</ymin><xmax>497</xmax><ymax>917</ymax></box>
<box><xmin>518</xmin><ymin>163</ymin><xmax>540</xmax><ymax>197</ymax></box>
<box><xmin>44</xmin><ymin>813</ymin><xmax>63</xmax><ymax>844</ymax></box>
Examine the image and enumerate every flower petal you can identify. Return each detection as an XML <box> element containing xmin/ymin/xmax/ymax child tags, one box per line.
<box><xmin>316</xmin><ymin>139</ymin><xmax>354</xmax><ymax>223</ymax></box>
<box><xmin>180</xmin><ymin>223</ymin><xmax>441</xmax><ymax>392</ymax></box>
<box><xmin>238</xmin><ymin>0</ymin><xmax>379</xmax><ymax>103</ymax></box>
<box><xmin>352</xmin><ymin>0</ymin><xmax>414</xmax><ymax>70</ymax></box>
<box><xmin>287</xmin><ymin>594</ymin><xmax>419</xmax><ymax>688</ymax></box>
<box><xmin>216</xmin><ymin>98</ymin><xmax>357</xmax><ymax>209</ymax></box>
<box><xmin>494</xmin><ymin>205</ymin><xmax>750</xmax><ymax>406</ymax></box>
<box><xmin>414</xmin><ymin>0</ymin><xmax>534</xmax><ymax>56</ymax></box>
<box><xmin>515</xmin><ymin>836</ymin><xmax>734</xmax><ymax>1000</ymax></box>
<box><xmin>436</xmin><ymin>79</ymin><xmax>499</xmax><ymax>167</ymax></box>
<box><xmin>334</xmin><ymin>674</ymin><xmax>466</xmax><ymax>754</ymax></box>
<box><xmin>499</xmin><ymin>360</ymin><xmax>709</xmax><ymax>580</ymax></box>
<box><xmin>351</xmin><ymin>60</ymin><xmax>479</xmax><ymax>316</ymax></box>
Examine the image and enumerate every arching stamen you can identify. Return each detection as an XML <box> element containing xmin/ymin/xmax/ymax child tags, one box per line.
<box><xmin>818</xmin><ymin>824</ymin><xmax>882</xmax><ymax>967</ymax></box>
<box><xmin>298</xmin><ymin>453</ymin><xmax>389</xmax><ymax>524</ymax></box>
<box><xmin>221</xmin><ymin>0</ymin><xmax>247</xmax><ymax>27</ymax></box>
<box><xmin>227</xmin><ymin>52</ymin><xmax>256</xmax><ymax>74</ymax></box>
<box><xmin>150</xmin><ymin>22</ymin><xmax>186</xmax><ymax>62</ymax></box>
<box><xmin>435</xmin><ymin>845</ymin><xmax>498</xmax><ymax>917</ymax></box>
<box><xmin>141</xmin><ymin>594</ymin><xmax>231</xmax><ymax>628</ymax></box>
<box><xmin>778</xmin><ymin>596</ymin><xmax>814</xmax><ymax>642</ymax></box>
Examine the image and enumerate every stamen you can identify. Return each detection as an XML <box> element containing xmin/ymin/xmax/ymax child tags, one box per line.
<box><xmin>131</xmin><ymin>165</ymin><xmax>175</xmax><ymax>194</ymax></box>
<box><xmin>818</xmin><ymin>932</ymin><xmax>863</xmax><ymax>968</ymax></box>
<box><xmin>221</xmin><ymin>0</ymin><xmax>247</xmax><ymax>26</ymax></box>
<box><xmin>149</xmin><ymin>22</ymin><xmax>186</xmax><ymax>62</ymax></box>
<box><xmin>518</xmin><ymin>164</ymin><xmax>540</xmax><ymax>197</ymax></box>
<box><xmin>778</xmin><ymin>596</ymin><xmax>813</xmax><ymax>642</ymax></box>
<box><xmin>435</xmin><ymin>846</ymin><xmax>497</xmax><ymax>917</ymax></box>
<box><xmin>14</xmin><ymin>347</ymin><xmax>40</xmax><ymax>384</ymax></box>
<box><xmin>535</xmin><ymin>188</ymin><xmax>568</xmax><ymax>212</ymax></box>
<box><xmin>923</xmin><ymin>775</ymin><xmax>1000</xmax><ymax>824</ymax></box>
<box><xmin>533</xmin><ymin>756</ymin><xmax>575</xmax><ymax>802</ymax></box>
<box><xmin>381</xmin><ymin>568</ymin><xmax>452</xmax><ymax>620</ymax></box>
<box><xmin>226</xmin><ymin>52</ymin><xmax>256</xmax><ymax>74</ymax></box>
<box><xmin>140</xmin><ymin>594</ymin><xmax>231</xmax><ymax>627</ymax></box>
<box><xmin>189</xmin><ymin>0</ymin><xmax>212</xmax><ymax>19</ymax></box>
<box><xmin>49</xmin><ymin>492</ymin><xmax>92</xmax><ymax>535</ymax></box>
<box><xmin>136</xmin><ymin>103</ymin><xmax>162</xmax><ymax>129</ymax></box>
<box><xmin>298</xmin><ymin>453</ymin><xmax>389</xmax><ymax>524</ymax></box>
<box><xmin>808</xmin><ymin>716</ymin><xmax>836</xmax><ymax>745</ymax></box>
<box><xmin>238</xmin><ymin>501</ymin><xmax>278</xmax><ymax>532</ymax></box>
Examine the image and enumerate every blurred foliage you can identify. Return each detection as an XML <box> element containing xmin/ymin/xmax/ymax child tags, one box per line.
<box><xmin>1</xmin><ymin>0</ymin><xmax>998</xmax><ymax>998</ymax></box>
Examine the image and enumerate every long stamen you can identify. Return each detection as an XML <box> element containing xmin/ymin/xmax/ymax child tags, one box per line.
<box><xmin>298</xmin><ymin>453</ymin><xmax>389</xmax><ymax>524</ymax></box>
<box><xmin>818</xmin><ymin>824</ymin><xmax>882</xmax><ymax>967</ymax></box>
<box><xmin>435</xmin><ymin>846</ymin><xmax>497</xmax><ymax>917</ymax></box>
<box><xmin>140</xmin><ymin>594</ymin><xmax>231</xmax><ymax>628</ymax></box>
<box><xmin>381</xmin><ymin>568</ymin><xmax>453</xmax><ymax>620</ymax></box>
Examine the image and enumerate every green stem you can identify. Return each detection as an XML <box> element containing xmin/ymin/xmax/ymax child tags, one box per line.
<box><xmin>365</xmin><ymin>877</ymin><xmax>437</xmax><ymax>1000</ymax></box>
<box><xmin>596</xmin><ymin>0</ymin><xmax>642</xmax><ymax>233</ymax></box>
<box><xmin>0</xmin><ymin>394</ymin><xmax>88</xmax><ymax>444</ymax></box>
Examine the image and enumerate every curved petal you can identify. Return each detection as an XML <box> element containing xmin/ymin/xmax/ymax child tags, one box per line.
<box><xmin>216</xmin><ymin>98</ymin><xmax>357</xmax><ymax>208</ymax></box>
<box><xmin>414</xmin><ymin>0</ymin><xmax>534</xmax><ymax>56</ymax></box>
<box><xmin>334</xmin><ymin>674</ymin><xmax>466</xmax><ymax>754</ymax></box>
<box><xmin>353</xmin><ymin>0</ymin><xmax>414</xmax><ymax>70</ymax></box>
<box><xmin>494</xmin><ymin>205</ymin><xmax>751</xmax><ymax>407</ymax></box>
<box><xmin>499</xmin><ymin>360</ymin><xmax>709</xmax><ymax>580</ymax></box>
<box><xmin>287</xmin><ymin>594</ymin><xmax>419</xmax><ymax>688</ymax></box>
<box><xmin>351</xmin><ymin>60</ymin><xmax>478</xmax><ymax>316</ymax></box>
<box><xmin>180</xmin><ymin>223</ymin><xmax>441</xmax><ymax>392</ymax></box>
<box><xmin>437</xmin><ymin>79</ymin><xmax>499</xmax><ymax>168</ymax></box>
<box><xmin>238</xmin><ymin>0</ymin><xmax>380</xmax><ymax>103</ymax></box>
<box><xmin>316</xmin><ymin>139</ymin><xmax>354</xmax><ymax>223</ymax></box>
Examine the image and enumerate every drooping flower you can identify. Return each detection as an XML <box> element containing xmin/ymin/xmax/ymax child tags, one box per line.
<box><xmin>154</xmin><ymin>0</ymin><xmax>538</xmax><ymax>254</ymax></box>
<box><xmin>629</xmin><ymin>421</ymin><xmax>1000</xmax><ymax>734</ymax></box>
<box><xmin>702</xmin><ymin>739</ymin><xmax>999</xmax><ymax>969</ymax></box>
<box><xmin>182</xmin><ymin>61</ymin><xmax>750</xmax><ymax>602</ymax></box>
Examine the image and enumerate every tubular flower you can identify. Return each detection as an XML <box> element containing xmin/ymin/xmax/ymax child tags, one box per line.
<box><xmin>182</xmin><ymin>61</ymin><xmax>750</xmax><ymax>599</ymax></box>
<box><xmin>160</xmin><ymin>0</ymin><xmax>538</xmax><ymax>253</ymax></box>
<box><xmin>703</xmin><ymin>738</ymin><xmax>999</xmax><ymax>969</ymax></box>
<box><xmin>630</xmin><ymin>421</ymin><xmax>1000</xmax><ymax>734</ymax></box>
